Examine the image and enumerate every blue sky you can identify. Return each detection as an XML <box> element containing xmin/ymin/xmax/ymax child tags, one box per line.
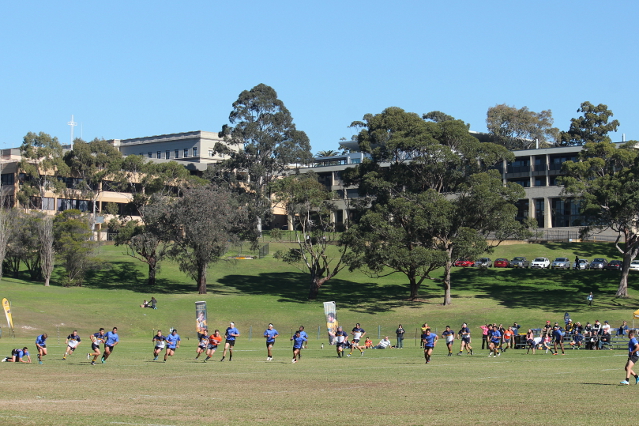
<box><xmin>1</xmin><ymin>2</ymin><xmax>637</xmax><ymax>153</ymax></box>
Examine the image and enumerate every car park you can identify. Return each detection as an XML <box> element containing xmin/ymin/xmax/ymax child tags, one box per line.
<box><xmin>530</xmin><ymin>257</ymin><xmax>550</xmax><ymax>269</ymax></box>
<box><xmin>509</xmin><ymin>257</ymin><xmax>529</xmax><ymax>268</ymax></box>
<box><xmin>605</xmin><ymin>260</ymin><xmax>623</xmax><ymax>271</ymax></box>
<box><xmin>630</xmin><ymin>260</ymin><xmax>639</xmax><ymax>272</ymax></box>
<box><xmin>551</xmin><ymin>257</ymin><xmax>571</xmax><ymax>269</ymax></box>
<box><xmin>454</xmin><ymin>258</ymin><xmax>475</xmax><ymax>267</ymax></box>
<box><xmin>574</xmin><ymin>259</ymin><xmax>590</xmax><ymax>270</ymax></box>
<box><xmin>589</xmin><ymin>258</ymin><xmax>609</xmax><ymax>270</ymax></box>
<box><xmin>493</xmin><ymin>258</ymin><xmax>510</xmax><ymax>268</ymax></box>
<box><xmin>475</xmin><ymin>258</ymin><xmax>493</xmax><ymax>268</ymax></box>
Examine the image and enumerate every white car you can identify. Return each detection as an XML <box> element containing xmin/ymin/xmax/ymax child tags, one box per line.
<box><xmin>630</xmin><ymin>260</ymin><xmax>639</xmax><ymax>272</ymax></box>
<box><xmin>531</xmin><ymin>257</ymin><xmax>550</xmax><ymax>269</ymax></box>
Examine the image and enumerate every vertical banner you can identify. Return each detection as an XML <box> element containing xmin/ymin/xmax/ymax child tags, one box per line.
<box><xmin>2</xmin><ymin>298</ymin><xmax>14</xmax><ymax>334</ymax></box>
<box><xmin>323</xmin><ymin>301</ymin><xmax>337</xmax><ymax>344</ymax></box>
<box><xmin>195</xmin><ymin>301</ymin><xmax>208</xmax><ymax>333</ymax></box>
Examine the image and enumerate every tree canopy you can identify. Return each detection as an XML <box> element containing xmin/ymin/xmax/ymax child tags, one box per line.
<box><xmin>486</xmin><ymin>104</ymin><xmax>558</xmax><ymax>150</ymax></box>
<box><xmin>560</xmin><ymin>101</ymin><xmax>619</xmax><ymax>146</ymax></box>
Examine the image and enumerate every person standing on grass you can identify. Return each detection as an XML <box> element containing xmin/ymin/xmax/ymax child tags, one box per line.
<box><xmin>488</xmin><ymin>325</ymin><xmax>501</xmax><ymax>357</ymax></box>
<box><xmin>421</xmin><ymin>328</ymin><xmax>438</xmax><ymax>364</ymax></box>
<box><xmin>396</xmin><ymin>324</ymin><xmax>405</xmax><ymax>349</ymax></box>
<box><xmin>101</xmin><ymin>327</ymin><xmax>119</xmax><ymax>363</ymax></box>
<box><xmin>88</xmin><ymin>328</ymin><xmax>106</xmax><ymax>365</ymax></box>
<box><xmin>291</xmin><ymin>330</ymin><xmax>307</xmax><ymax>363</ymax></box>
<box><xmin>502</xmin><ymin>327</ymin><xmax>513</xmax><ymax>353</ymax></box>
<box><xmin>35</xmin><ymin>333</ymin><xmax>48</xmax><ymax>364</ymax></box>
<box><xmin>63</xmin><ymin>330</ymin><xmax>81</xmax><ymax>360</ymax></box>
<box><xmin>552</xmin><ymin>325</ymin><xmax>565</xmax><ymax>355</ymax></box>
<box><xmin>525</xmin><ymin>329</ymin><xmax>536</xmax><ymax>354</ymax></box>
<box><xmin>152</xmin><ymin>330</ymin><xmax>166</xmax><ymax>361</ymax></box>
<box><xmin>164</xmin><ymin>329</ymin><xmax>180</xmax><ymax>363</ymax></box>
<box><xmin>442</xmin><ymin>326</ymin><xmax>455</xmax><ymax>356</ymax></box>
<box><xmin>221</xmin><ymin>322</ymin><xmax>239</xmax><ymax>361</ymax></box>
<box><xmin>621</xmin><ymin>330</ymin><xmax>639</xmax><ymax>385</ymax></box>
<box><xmin>349</xmin><ymin>323</ymin><xmax>366</xmax><ymax>356</ymax></box>
<box><xmin>457</xmin><ymin>323</ymin><xmax>473</xmax><ymax>355</ymax></box>
<box><xmin>264</xmin><ymin>323</ymin><xmax>279</xmax><ymax>361</ymax></box>
<box><xmin>334</xmin><ymin>326</ymin><xmax>349</xmax><ymax>358</ymax></box>
<box><xmin>204</xmin><ymin>329</ymin><xmax>222</xmax><ymax>362</ymax></box>
<box><xmin>195</xmin><ymin>329</ymin><xmax>208</xmax><ymax>360</ymax></box>
<box><xmin>587</xmin><ymin>292</ymin><xmax>593</xmax><ymax>306</ymax></box>
<box><xmin>479</xmin><ymin>324</ymin><xmax>489</xmax><ymax>349</ymax></box>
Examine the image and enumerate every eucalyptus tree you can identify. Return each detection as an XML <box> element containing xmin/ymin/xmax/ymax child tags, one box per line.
<box><xmin>560</xmin><ymin>101</ymin><xmax>619</xmax><ymax>146</ymax></box>
<box><xmin>486</xmin><ymin>104</ymin><xmax>559</xmax><ymax>150</ymax></box>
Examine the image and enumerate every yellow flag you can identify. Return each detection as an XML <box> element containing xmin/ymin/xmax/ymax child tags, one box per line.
<box><xmin>2</xmin><ymin>298</ymin><xmax>13</xmax><ymax>331</ymax></box>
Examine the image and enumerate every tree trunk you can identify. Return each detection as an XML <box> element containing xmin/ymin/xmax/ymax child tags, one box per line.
<box><xmin>197</xmin><ymin>261</ymin><xmax>207</xmax><ymax>294</ymax></box>
<box><xmin>616</xmin><ymin>252</ymin><xmax>633</xmax><ymax>298</ymax></box>
<box><xmin>308</xmin><ymin>275</ymin><xmax>329</xmax><ymax>300</ymax></box>
<box><xmin>408</xmin><ymin>276</ymin><xmax>419</xmax><ymax>300</ymax></box>
<box><xmin>147</xmin><ymin>259</ymin><xmax>157</xmax><ymax>286</ymax></box>
<box><xmin>442</xmin><ymin>261</ymin><xmax>453</xmax><ymax>305</ymax></box>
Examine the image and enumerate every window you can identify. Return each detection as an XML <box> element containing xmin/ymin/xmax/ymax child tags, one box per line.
<box><xmin>208</xmin><ymin>149</ymin><xmax>214</xmax><ymax>157</ymax></box>
<box><xmin>148</xmin><ymin>152</ymin><xmax>152</xmax><ymax>158</ymax></box>
<box><xmin>156</xmin><ymin>151</ymin><xmax>161</xmax><ymax>159</ymax></box>
<box><xmin>192</xmin><ymin>147</ymin><xmax>197</xmax><ymax>157</ymax></box>
<box><xmin>184</xmin><ymin>149</ymin><xmax>189</xmax><ymax>157</ymax></box>
<box><xmin>534</xmin><ymin>177</ymin><xmax>546</xmax><ymax>187</ymax></box>
<box><xmin>1</xmin><ymin>173</ymin><xmax>14</xmax><ymax>186</ymax></box>
<box><xmin>175</xmin><ymin>149</ymin><xmax>180</xmax><ymax>159</ymax></box>
<box><xmin>165</xmin><ymin>150</ymin><xmax>170</xmax><ymax>159</ymax></box>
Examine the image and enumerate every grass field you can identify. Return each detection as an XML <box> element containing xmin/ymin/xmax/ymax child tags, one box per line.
<box><xmin>0</xmin><ymin>338</ymin><xmax>634</xmax><ymax>426</ymax></box>
<box><xmin>0</xmin><ymin>240</ymin><xmax>638</xmax><ymax>425</ymax></box>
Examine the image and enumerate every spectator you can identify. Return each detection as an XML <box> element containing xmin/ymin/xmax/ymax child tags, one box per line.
<box><xmin>150</xmin><ymin>297</ymin><xmax>157</xmax><ymax>309</ymax></box>
<box><xmin>565</xmin><ymin>319</ymin><xmax>574</xmax><ymax>334</ymax></box>
<box><xmin>587</xmin><ymin>292</ymin><xmax>593</xmax><ymax>306</ymax></box>
<box><xmin>526</xmin><ymin>329</ymin><xmax>536</xmax><ymax>354</ymax></box>
<box><xmin>571</xmin><ymin>331</ymin><xmax>584</xmax><ymax>350</ymax></box>
<box><xmin>602</xmin><ymin>321</ymin><xmax>611</xmax><ymax>335</ymax></box>
<box><xmin>593</xmin><ymin>320</ymin><xmax>602</xmax><ymax>336</ymax></box>
<box><xmin>364</xmin><ymin>337</ymin><xmax>373</xmax><ymax>349</ymax></box>
<box><xmin>574</xmin><ymin>322</ymin><xmax>583</xmax><ymax>335</ymax></box>
<box><xmin>598</xmin><ymin>331</ymin><xmax>612</xmax><ymax>350</ymax></box>
<box><xmin>480</xmin><ymin>324</ymin><xmax>489</xmax><ymax>349</ymax></box>
<box><xmin>395</xmin><ymin>324</ymin><xmax>405</xmax><ymax>349</ymax></box>
<box><xmin>373</xmin><ymin>336</ymin><xmax>392</xmax><ymax>349</ymax></box>
<box><xmin>140</xmin><ymin>300</ymin><xmax>149</xmax><ymax>308</ymax></box>
<box><xmin>616</xmin><ymin>321</ymin><xmax>629</xmax><ymax>337</ymax></box>
<box><xmin>511</xmin><ymin>322</ymin><xmax>521</xmax><ymax>336</ymax></box>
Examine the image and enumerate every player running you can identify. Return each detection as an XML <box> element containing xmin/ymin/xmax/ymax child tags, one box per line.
<box><xmin>421</xmin><ymin>328</ymin><xmax>438</xmax><ymax>364</ymax></box>
<box><xmin>63</xmin><ymin>330</ymin><xmax>81</xmax><ymax>360</ymax></box>
<box><xmin>204</xmin><ymin>329</ymin><xmax>222</xmax><ymax>362</ymax></box>
<box><xmin>101</xmin><ymin>327</ymin><xmax>119</xmax><ymax>363</ymax></box>
<box><xmin>442</xmin><ymin>326</ymin><xmax>455</xmax><ymax>356</ymax></box>
<box><xmin>163</xmin><ymin>329</ymin><xmax>181</xmax><ymax>363</ymax></box>
<box><xmin>220</xmin><ymin>322</ymin><xmax>239</xmax><ymax>362</ymax></box>
<box><xmin>35</xmin><ymin>333</ymin><xmax>48</xmax><ymax>364</ymax></box>
<box><xmin>457</xmin><ymin>323</ymin><xmax>473</xmax><ymax>355</ymax></box>
<box><xmin>195</xmin><ymin>329</ymin><xmax>208</xmax><ymax>360</ymax></box>
<box><xmin>488</xmin><ymin>325</ymin><xmax>501</xmax><ymax>357</ymax></box>
<box><xmin>621</xmin><ymin>330</ymin><xmax>639</xmax><ymax>385</ymax></box>
<box><xmin>551</xmin><ymin>325</ymin><xmax>565</xmax><ymax>355</ymax></box>
<box><xmin>291</xmin><ymin>330</ymin><xmax>307</xmax><ymax>363</ymax></box>
<box><xmin>264</xmin><ymin>323</ymin><xmax>279</xmax><ymax>361</ymax></box>
<box><xmin>348</xmin><ymin>323</ymin><xmax>366</xmax><ymax>356</ymax></box>
<box><xmin>88</xmin><ymin>328</ymin><xmax>106</xmax><ymax>365</ymax></box>
<box><xmin>334</xmin><ymin>326</ymin><xmax>349</xmax><ymax>358</ymax></box>
<box><xmin>152</xmin><ymin>330</ymin><xmax>166</xmax><ymax>361</ymax></box>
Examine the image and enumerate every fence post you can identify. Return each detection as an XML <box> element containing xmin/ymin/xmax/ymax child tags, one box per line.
<box><xmin>378</xmin><ymin>325</ymin><xmax>381</xmax><ymax>339</ymax></box>
<box><xmin>249</xmin><ymin>325</ymin><xmax>252</xmax><ymax>341</ymax></box>
<box><xmin>317</xmin><ymin>325</ymin><xmax>320</xmax><ymax>340</ymax></box>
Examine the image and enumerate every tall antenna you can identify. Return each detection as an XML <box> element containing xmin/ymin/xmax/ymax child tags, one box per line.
<box><xmin>68</xmin><ymin>115</ymin><xmax>77</xmax><ymax>144</ymax></box>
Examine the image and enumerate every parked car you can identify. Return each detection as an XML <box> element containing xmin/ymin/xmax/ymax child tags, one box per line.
<box><xmin>574</xmin><ymin>259</ymin><xmax>590</xmax><ymax>270</ymax></box>
<box><xmin>530</xmin><ymin>257</ymin><xmax>550</xmax><ymax>269</ymax></box>
<box><xmin>493</xmin><ymin>258</ymin><xmax>510</xmax><ymax>268</ymax></box>
<box><xmin>454</xmin><ymin>258</ymin><xmax>475</xmax><ymax>267</ymax></box>
<box><xmin>475</xmin><ymin>258</ymin><xmax>493</xmax><ymax>268</ymax></box>
<box><xmin>605</xmin><ymin>260</ymin><xmax>623</xmax><ymax>271</ymax></box>
<box><xmin>589</xmin><ymin>258</ymin><xmax>609</xmax><ymax>270</ymax></box>
<box><xmin>551</xmin><ymin>257</ymin><xmax>571</xmax><ymax>269</ymax></box>
<box><xmin>509</xmin><ymin>257</ymin><xmax>530</xmax><ymax>268</ymax></box>
<box><xmin>629</xmin><ymin>260</ymin><xmax>639</xmax><ymax>272</ymax></box>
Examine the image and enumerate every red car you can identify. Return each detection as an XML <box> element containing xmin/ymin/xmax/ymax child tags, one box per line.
<box><xmin>493</xmin><ymin>258</ymin><xmax>510</xmax><ymax>268</ymax></box>
<box><xmin>454</xmin><ymin>259</ymin><xmax>475</xmax><ymax>267</ymax></box>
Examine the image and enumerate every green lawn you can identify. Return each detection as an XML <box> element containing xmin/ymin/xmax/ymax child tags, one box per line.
<box><xmin>0</xmin><ymin>241</ymin><xmax>637</xmax><ymax>425</ymax></box>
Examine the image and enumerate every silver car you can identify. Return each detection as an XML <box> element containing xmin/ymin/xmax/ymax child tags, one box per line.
<box><xmin>573</xmin><ymin>259</ymin><xmax>590</xmax><ymax>270</ymax></box>
<box><xmin>551</xmin><ymin>257</ymin><xmax>571</xmax><ymax>269</ymax></box>
<box><xmin>590</xmin><ymin>258</ymin><xmax>608</xmax><ymax>270</ymax></box>
<box><xmin>475</xmin><ymin>258</ymin><xmax>493</xmax><ymax>268</ymax></box>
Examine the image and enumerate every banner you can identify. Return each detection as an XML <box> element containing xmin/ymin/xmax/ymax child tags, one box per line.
<box><xmin>2</xmin><ymin>298</ymin><xmax>13</xmax><ymax>332</ymax></box>
<box><xmin>323</xmin><ymin>301</ymin><xmax>337</xmax><ymax>344</ymax></box>
<box><xmin>195</xmin><ymin>301</ymin><xmax>208</xmax><ymax>333</ymax></box>
<box><xmin>634</xmin><ymin>309</ymin><xmax>639</xmax><ymax>319</ymax></box>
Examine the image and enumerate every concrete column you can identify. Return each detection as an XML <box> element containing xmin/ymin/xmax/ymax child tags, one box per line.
<box><xmin>544</xmin><ymin>197</ymin><xmax>553</xmax><ymax>229</ymax></box>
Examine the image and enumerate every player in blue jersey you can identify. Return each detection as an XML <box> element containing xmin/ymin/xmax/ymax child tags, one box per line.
<box><xmin>421</xmin><ymin>328</ymin><xmax>438</xmax><ymax>364</ymax></box>
<box><xmin>221</xmin><ymin>322</ymin><xmax>240</xmax><ymax>361</ymax></box>
<box><xmin>88</xmin><ymin>328</ymin><xmax>106</xmax><ymax>365</ymax></box>
<box><xmin>2</xmin><ymin>347</ymin><xmax>31</xmax><ymax>363</ymax></box>
<box><xmin>551</xmin><ymin>325</ymin><xmax>565</xmax><ymax>355</ymax></box>
<box><xmin>35</xmin><ymin>333</ymin><xmax>48</xmax><ymax>364</ymax></box>
<box><xmin>442</xmin><ymin>326</ymin><xmax>455</xmax><ymax>357</ymax></box>
<box><xmin>195</xmin><ymin>329</ymin><xmax>208</xmax><ymax>360</ymax></box>
<box><xmin>488</xmin><ymin>325</ymin><xmax>501</xmax><ymax>357</ymax></box>
<box><xmin>297</xmin><ymin>325</ymin><xmax>308</xmax><ymax>357</ymax></box>
<box><xmin>263</xmin><ymin>323</ymin><xmax>279</xmax><ymax>361</ymax></box>
<box><xmin>334</xmin><ymin>326</ymin><xmax>349</xmax><ymax>358</ymax></box>
<box><xmin>163</xmin><ymin>329</ymin><xmax>181</xmax><ymax>363</ymax></box>
<box><xmin>291</xmin><ymin>330</ymin><xmax>307</xmax><ymax>363</ymax></box>
<box><xmin>152</xmin><ymin>330</ymin><xmax>166</xmax><ymax>361</ymax></box>
<box><xmin>63</xmin><ymin>330</ymin><xmax>81</xmax><ymax>360</ymax></box>
<box><xmin>457</xmin><ymin>323</ymin><xmax>473</xmax><ymax>355</ymax></box>
<box><xmin>621</xmin><ymin>330</ymin><xmax>639</xmax><ymax>385</ymax></box>
<box><xmin>101</xmin><ymin>327</ymin><xmax>119</xmax><ymax>363</ymax></box>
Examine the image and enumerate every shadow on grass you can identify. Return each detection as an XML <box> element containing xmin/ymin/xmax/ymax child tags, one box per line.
<box><xmin>536</xmin><ymin>242</ymin><xmax>624</xmax><ymax>260</ymax></box>
<box><xmin>450</xmin><ymin>267</ymin><xmax>639</xmax><ymax>313</ymax></box>
<box><xmin>217</xmin><ymin>272</ymin><xmax>425</xmax><ymax>314</ymax></box>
